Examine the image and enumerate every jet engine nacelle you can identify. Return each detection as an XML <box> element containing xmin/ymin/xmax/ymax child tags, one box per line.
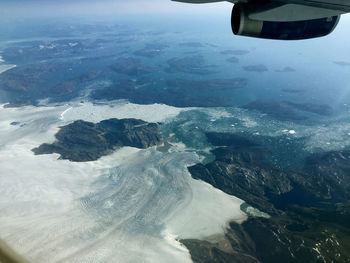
<box><xmin>231</xmin><ymin>3</ymin><xmax>340</xmax><ymax>40</ymax></box>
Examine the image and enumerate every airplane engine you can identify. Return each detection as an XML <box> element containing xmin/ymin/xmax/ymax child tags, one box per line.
<box><xmin>231</xmin><ymin>3</ymin><xmax>340</xmax><ymax>40</ymax></box>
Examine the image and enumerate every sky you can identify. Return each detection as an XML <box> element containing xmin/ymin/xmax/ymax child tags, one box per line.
<box><xmin>0</xmin><ymin>0</ymin><xmax>231</xmax><ymax>18</ymax></box>
<box><xmin>1</xmin><ymin>0</ymin><xmax>349</xmax><ymax>25</ymax></box>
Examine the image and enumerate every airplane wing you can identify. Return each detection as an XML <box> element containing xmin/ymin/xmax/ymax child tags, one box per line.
<box><xmin>173</xmin><ymin>0</ymin><xmax>350</xmax><ymax>39</ymax></box>
<box><xmin>280</xmin><ymin>0</ymin><xmax>350</xmax><ymax>12</ymax></box>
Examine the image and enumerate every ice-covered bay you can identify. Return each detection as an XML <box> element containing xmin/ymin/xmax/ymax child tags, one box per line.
<box><xmin>0</xmin><ymin>102</ymin><xmax>246</xmax><ymax>263</ymax></box>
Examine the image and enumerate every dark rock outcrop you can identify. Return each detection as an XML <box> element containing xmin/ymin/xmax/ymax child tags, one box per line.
<box><xmin>189</xmin><ymin>147</ymin><xmax>292</xmax><ymax>214</ymax></box>
<box><xmin>182</xmin><ymin>206</ymin><xmax>350</xmax><ymax>263</ymax></box>
<box><xmin>32</xmin><ymin>118</ymin><xmax>162</xmax><ymax>162</ymax></box>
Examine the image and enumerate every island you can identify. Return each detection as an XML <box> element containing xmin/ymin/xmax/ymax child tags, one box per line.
<box><xmin>165</xmin><ymin>55</ymin><xmax>217</xmax><ymax>75</ymax></box>
<box><xmin>32</xmin><ymin>118</ymin><xmax>162</xmax><ymax>162</ymax></box>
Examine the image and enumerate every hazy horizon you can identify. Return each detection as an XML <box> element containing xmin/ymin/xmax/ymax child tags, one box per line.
<box><xmin>0</xmin><ymin>0</ymin><xmax>232</xmax><ymax>18</ymax></box>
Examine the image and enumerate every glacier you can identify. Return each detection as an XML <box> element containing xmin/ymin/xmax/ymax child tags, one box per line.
<box><xmin>0</xmin><ymin>101</ymin><xmax>246</xmax><ymax>263</ymax></box>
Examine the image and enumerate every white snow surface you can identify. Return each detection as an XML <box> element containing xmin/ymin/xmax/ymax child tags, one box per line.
<box><xmin>60</xmin><ymin>101</ymin><xmax>193</xmax><ymax>123</ymax></box>
<box><xmin>0</xmin><ymin>102</ymin><xmax>246</xmax><ymax>263</ymax></box>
